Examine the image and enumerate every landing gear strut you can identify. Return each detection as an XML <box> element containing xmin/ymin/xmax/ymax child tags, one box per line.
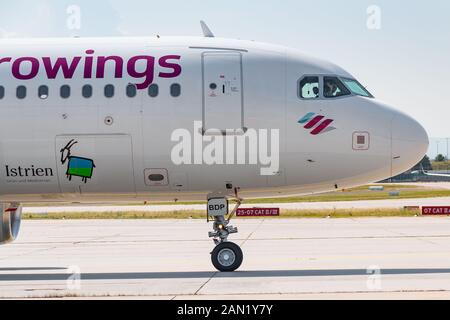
<box><xmin>207</xmin><ymin>188</ymin><xmax>243</xmax><ymax>272</ymax></box>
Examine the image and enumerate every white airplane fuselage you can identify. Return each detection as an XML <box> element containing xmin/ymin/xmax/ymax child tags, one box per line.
<box><xmin>0</xmin><ymin>36</ymin><xmax>429</xmax><ymax>203</ymax></box>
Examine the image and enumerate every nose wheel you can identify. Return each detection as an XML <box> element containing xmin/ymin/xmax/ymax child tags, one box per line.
<box><xmin>211</xmin><ymin>242</ymin><xmax>243</xmax><ymax>272</ymax></box>
<box><xmin>207</xmin><ymin>189</ymin><xmax>244</xmax><ymax>272</ymax></box>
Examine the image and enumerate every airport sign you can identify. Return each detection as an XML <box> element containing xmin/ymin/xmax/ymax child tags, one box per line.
<box><xmin>422</xmin><ymin>206</ymin><xmax>450</xmax><ymax>215</ymax></box>
<box><xmin>236</xmin><ymin>208</ymin><xmax>280</xmax><ymax>217</ymax></box>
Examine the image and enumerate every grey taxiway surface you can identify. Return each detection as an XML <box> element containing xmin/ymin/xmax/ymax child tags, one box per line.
<box><xmin>2</xmin><ymin>217</ymin><xmax>450</xmax><ymax>299</ymax></box>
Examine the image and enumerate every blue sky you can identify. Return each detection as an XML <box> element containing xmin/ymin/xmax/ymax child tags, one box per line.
<box><xmin>0</xmin><ymin>0</ymin><xmax>449</xmax><ymax>156</ymax></box>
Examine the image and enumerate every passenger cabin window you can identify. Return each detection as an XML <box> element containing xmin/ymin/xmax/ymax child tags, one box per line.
<box><xmin>38</xmin><ymin>86</ymin><xmax>49</xmax><ymax>99</ymax></box>
<box><xmin>342</xmin><ymin>78</ymin><xmax>373</xmax><ymax>98</ymax></box>
<box><xmin>17</xmin><ymin>86</ymin><xmax>27</xmax><ymax>99</ymax></box>
<box><xmin>60</xmin><ymin>85</ymin><xmax>71</xmax><ymax>99</ymax></box>
<box><xmin>148</xmin><ymin>84</ymin><xmax>159</xmax><ymax>97</ymax></box>
<box><xmin>126</xmin><ymin>84</ymin><xmax>137</xmax><ymax>98</ymax></box>
<box><xmin>323</xmin><ymin>77</ymin><xmax>351</xmax><ymax>98</ymax></box>
<box><xmin>82</xmin><ymin>85</ymin><xmax>93</xmax><ymax>98</ymax></box>
<box><xmin>0</xmin><ymin>86</ymin><xmax>4</xmax><ymax>99</ymax></box>
<box><xmin>170</xmin><ymin>83</ymin><xmax>181</xmax><ymax>97</ymax></box>
<box><xmin>299</xmin><ymin>76</ymin><xmax>319</xmax><ymax>99</ymax></box>
<box><xmin>104</xmin><ymin>84</ymin><xmax>115</xmax><ymax>98</ymax></box>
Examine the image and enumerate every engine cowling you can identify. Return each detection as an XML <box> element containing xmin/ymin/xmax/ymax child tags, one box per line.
<box><xmin>0</xmin><ymin>204</ymin><xmax>22</xmax><ymax>245</ymax></box>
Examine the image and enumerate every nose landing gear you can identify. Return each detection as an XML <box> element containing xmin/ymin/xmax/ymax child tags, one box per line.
<box><xmin>207</xmin><ymin>189</ymin><xmax>243</xmax><ymax>272</ymax></box>
<box><xmin>211</xmin><ymin>242</ymin><xmax>243</xmax><ymax>272</ymax></box>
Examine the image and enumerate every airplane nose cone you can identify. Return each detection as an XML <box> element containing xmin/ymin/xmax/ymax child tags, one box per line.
<box><xmin>391</xmin><ymin>113</ymin><xmax>429</xmax><ymax>175</ymax></box>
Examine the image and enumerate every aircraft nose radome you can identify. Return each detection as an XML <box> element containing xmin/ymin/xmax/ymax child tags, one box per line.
<box><xmin>391</xmin><ymin>114</ymin><xmax>429</xmax><ymax>176</ymax></box>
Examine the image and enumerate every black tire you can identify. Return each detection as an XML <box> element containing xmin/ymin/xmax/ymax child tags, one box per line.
<box><xmin>211</xmin><ymin>242</ymin><xmax>243</xmax><ymax>272</ymax></box>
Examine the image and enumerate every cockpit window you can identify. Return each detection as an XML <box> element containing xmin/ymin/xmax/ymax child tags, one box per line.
<box><xmin>341</xmin><ymin>78</ymin><xmax>373</xmax><ymax>98</ymax></box>
<box><xmin>299</xmin><ymin>76</ymin><xmax>319</xmax><ymax>99</ymax></box>
<box><xmin>324</xmin><ymin>77</ymin><xmax>351</xmax><ymax>98</ymax></box>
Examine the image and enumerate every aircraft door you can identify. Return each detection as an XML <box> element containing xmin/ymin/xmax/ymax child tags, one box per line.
<box><xmin>202</xmin><ymin>52</ymin><xmax>244</xmax><ymax>133</ymax></box>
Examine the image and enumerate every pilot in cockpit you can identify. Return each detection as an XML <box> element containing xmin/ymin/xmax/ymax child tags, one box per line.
<box><xmin>324</xmin><ymin>79</ymin><xmax>338</xmax><ymax>97</ymax></box>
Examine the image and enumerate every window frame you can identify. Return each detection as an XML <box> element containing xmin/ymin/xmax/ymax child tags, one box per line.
<box><xmin>126</xmin><ymin>83</ymin><xmax>137</xmax><ymax>98</ymax></box>
<box><xmin>82</xmin><ymin>84</ymin><xmax>93</xmax><ymax>99</ymax></box>
<box><xmin>148</xmin><ymin>83</ymin><xmax>159</xmax><ymax>98</ymax></box>
<box><xmin>104</xmin><ymin>84</ymin><xmax>115</xmax><ymax>98</ymax></box>
<box><xmin>297</xmin><ymin>75</ymin><xmax>321</xmax><ymax>100</ymax></box>
<box><xmin>340</xmin><ymin>77</ymin><xmax>374</xmax><ymax>98</ymax></box>
<box><xmin>170</xmin><ymin>83</ymin><xmax>181</xmax><ymax>98</ymax></box>
<box><xmin>38</xmin><ymin>85</ymin><xmax>49</xmax><ymax>100</ymax></box>
<box><xmin>16</xmin><ymin>85</ymin><xmax>27</xmax><ymax>100</ymax></box>
<box><xmin>297</xmin><ymin>75</ymin><xmax>374</xmax><ymax>100</ymax></box>
<box><xmin>323</xmin><ymin>76</ymin><xmax>351</xmax><ymax>99</ymax></box>
<box><xmin>60</xmin><ymin>85</ymin><xmax>71</xmax><ymax>99</ymax></box>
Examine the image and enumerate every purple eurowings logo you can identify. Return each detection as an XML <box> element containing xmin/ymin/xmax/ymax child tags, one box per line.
<box><xmin>0</xmin><ymin>50</ymin><xmax>182</xmax><ymax>90</ymax></box>
<box><xmin>298</xmin><ymin>112</ymin><xmax>336</xmax><ymax>135</ymax></box>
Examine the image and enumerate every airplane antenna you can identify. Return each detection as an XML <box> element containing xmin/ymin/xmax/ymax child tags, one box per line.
<box><xmin>200</xmin><ymin>21</ymin><xmax>215</xmax><ymax>38</ymax></box>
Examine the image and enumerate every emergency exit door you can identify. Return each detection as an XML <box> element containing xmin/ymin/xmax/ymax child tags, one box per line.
<box><xmin>203</xmin><ymin>52</ymin><xmax>244</xmax><ymax>133</ymax></box>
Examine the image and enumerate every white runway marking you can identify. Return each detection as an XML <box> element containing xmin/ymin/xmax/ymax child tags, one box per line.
<box><xmin>1</xmin><ymin>218</ymin><xmax>450</xmax><ymax>299</ymax></box>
